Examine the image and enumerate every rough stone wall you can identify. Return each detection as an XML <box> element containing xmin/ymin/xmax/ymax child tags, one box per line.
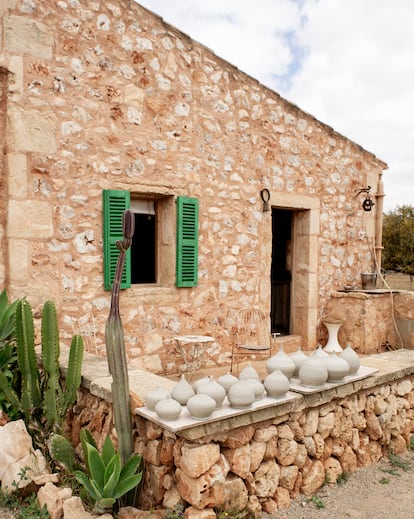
<box><xmin>68</xmin><ymin>377</ymin><xmax>414</xmax><ymax>516</ymax></box>
<box><xmin>1</xmin><ymin>0</ymin><xmax>387</xmax><ymax>370</ymax></box>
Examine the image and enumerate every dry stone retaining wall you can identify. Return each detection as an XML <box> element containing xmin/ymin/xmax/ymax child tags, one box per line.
<box><xmin>67</xmin><ymin>373</ymin><xmax>414</xmax><ymax>517</ymax></box>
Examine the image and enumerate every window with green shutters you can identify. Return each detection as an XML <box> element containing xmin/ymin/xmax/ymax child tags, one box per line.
<box><xmin>103</xmin><ymin>190</ymin><xmax>199</xmax><ymax>290</ymax></box>
<box><xmin>103</xmin><ymin>190</ymin><xmax>131</xmax><ymax>290</ymax></box>
<box><xmin>176</xmin><ymin>196</ymin><xmax>199</xmax><ymax>287</ymax></box>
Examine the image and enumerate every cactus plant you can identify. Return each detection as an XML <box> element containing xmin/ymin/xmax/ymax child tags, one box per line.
<box><xmin>0</xmin><ymin>298</ymin><xmax>84</xmax><ymax>442</ymax></box>
<box><xmin>104</xmin><ymin>210</ymin><xmax>135</xmax><ymax>467</ymax></box>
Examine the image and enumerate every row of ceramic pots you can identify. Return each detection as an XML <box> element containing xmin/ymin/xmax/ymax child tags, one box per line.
<box><xmin>265</xmin><ymin>343</ymin><xmax>360</xmax><ymax>386</ymax></box>
<box><xmin>144</xmin><ymin>344</ymin><xmax>361</xmax><ymax>422</ymax></box>
<box><xmin>145</xmin><ymin>369</ymin><xmax>292</xmax><ymax>421</ymax></box>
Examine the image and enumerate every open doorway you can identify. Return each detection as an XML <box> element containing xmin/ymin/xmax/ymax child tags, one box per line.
<box><xmin>271</xmin><ymin>209</ymin><xmax>293</xmax><ymax>335</ymax></box>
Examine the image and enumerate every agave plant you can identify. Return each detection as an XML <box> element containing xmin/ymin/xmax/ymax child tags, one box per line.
<box><xmin>74</xmin><ymin>429</ymin><xmax>143</xmax><ymax>513</ymax></box>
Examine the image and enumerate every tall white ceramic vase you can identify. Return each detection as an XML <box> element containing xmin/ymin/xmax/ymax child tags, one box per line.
<box><xmin>322</xmin><ymin>320</ymin><xmax>343</xmax><ymax>353</ymax></box>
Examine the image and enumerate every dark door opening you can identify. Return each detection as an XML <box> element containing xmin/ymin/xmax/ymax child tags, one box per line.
<box><xmin>271</xmin><ymin>209</ymin><xmax>293</xmax><ymax>335</ymax></box>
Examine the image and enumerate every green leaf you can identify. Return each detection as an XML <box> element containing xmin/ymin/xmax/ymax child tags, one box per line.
<box><xmin>103</xmin><ymin>454</ymin><xmax>121</xmax><ymax>497</ymax></box>
<box><xmin>85</xmin><ymin>443</ymin><xmax>105</xmax><ymax>490</ymax></box>
<box><xmin>112</xmin><ymin>473</ymin><xmax>143</xmax><ymax>499</ymax></box>
<box><xmin>120</xmin><ymin>454</ymin><xmax>143</xmax><ymax>481</ymax></box>
<box><xmin>95</xmin><ymin>497</ymin><xmax>116</xmax><ymax>512</ymax></box>
<box><xmin>101</xmin><ymin>436</ymin><xmax>116</xmax><ymax>467</ymax></box>
<box><xmin>74</xmin><ymin>471</ymin><xmax>101</xmax><ymax>502</ymax></box>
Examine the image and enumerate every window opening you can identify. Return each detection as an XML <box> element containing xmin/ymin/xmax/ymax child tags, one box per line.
<box><xmin>130</xmin><ymin>199</ymin><xmax>156</xmax><ymax>284</ymax></box>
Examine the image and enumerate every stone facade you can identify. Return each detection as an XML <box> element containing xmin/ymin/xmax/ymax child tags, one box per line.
<box><xmin>0</xmin><ymin>0</ymin><xmax>399</xmax><ymax>374</ymax></box>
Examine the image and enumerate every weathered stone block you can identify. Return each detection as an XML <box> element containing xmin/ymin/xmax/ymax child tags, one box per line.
<box><xmin>179</xmin><ymin>442</ymin><xmax>221</xmax><ymax>479</ymax></box>
<box><xmin>300</xmin><ymin>459</ymin><xmax>325</xmax><ymax>496</ymax></box>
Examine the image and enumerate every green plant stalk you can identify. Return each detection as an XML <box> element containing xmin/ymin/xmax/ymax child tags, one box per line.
<box><xmin>63</xmin><ymin>334</ymin><xmax>84</xmax><ymax>410</ymax></box>
<box><xmin>15</xmin><ymin>299</ymin><xmax>41</xmax><ymax>420</ymax></box>
<box><xmin>41</xmin><ymin>301</ymin><xmax>84</xmax><ymax>432</ymax></box>
<box><xmin>105</xmin><ymin>210</ymin><xmax>135</xmax><ymax>468</ymax></box>
<box><xmin>42</xmin><ymin>300</ymin><xmax>62</xmax><ymax>429</ymax></box>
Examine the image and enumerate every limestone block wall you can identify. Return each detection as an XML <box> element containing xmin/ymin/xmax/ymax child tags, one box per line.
<box><xmin>1</xmin><ymin>0</ymin><xmax>387</xmax><ymax>371</ymax></box>
<box><xmin>67</xmin><ymin>371</ymin><xmax>414</xmax><ymax>517</ymax></box>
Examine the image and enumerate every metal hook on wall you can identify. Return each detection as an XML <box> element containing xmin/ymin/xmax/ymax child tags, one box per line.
<box><xmin>260</xmin><ymin>188</ymin><xmax>271</xmax><ymax>212</ymax></box>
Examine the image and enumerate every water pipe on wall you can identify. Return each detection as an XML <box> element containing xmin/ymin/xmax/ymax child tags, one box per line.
<box><xmin>374</xmin><ymin>172</ymin><xmax>385</xmax><ymax>270</ymax></box>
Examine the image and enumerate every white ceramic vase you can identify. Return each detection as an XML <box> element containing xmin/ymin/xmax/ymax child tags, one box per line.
<box><xmin>298</xmin><ymin>351</ymin><xmax>328</xmax><ymax>387</ymax></box>
<box><xmin>325</xmin><ymin>352</ymin><xmax>350</xmax><ymax>382</ymax></box>
<box><xmin>196</xmin><ymin>376</ymin><xmax>226</xmax><ymax>408</ymax></box>
<box><xmin>217</xmin><ymin>372</ymin><xmax>238</xmax><ymax>393</ymax></box>
<box><xmin>239</xmin><ymin>362</ymin><xmax>261</xmax><ymax>381</ymax></box>
<box><xmin>187</xmin><ymin>393</ymin><xmax>216</xmax><ymax>419</ymax></box>
<box><xmin>154</xmin><ymin>395</ymin><xmax>182</xmax><ymax>420</ymax></box>
<box><xmin>227</xmin><ymin>381</ymin><xmax>256</xmax><ymax>409</ymax></box>
<box><xmin>340</xmin><ymin>343</ymin><xmax>360</xmax><ymax>375</ymax></box>
<box><xmin>193</xmin><ymin>375</ymin><xmax>211</xmax><ymax>392</ymax></box>
<box><xmin>244</xmin><ymin>378</ymin><xmax>265</xmax><ymax>400</ymax></box>
<box><xmin>145</xmin><ymin>385</ymin><xmax>170</xmax><ymax>411</ymax></box>
<box><xmin>264</xmin><ymin>369</ymin><xmax>290</xmax><ymax>398</ymax></box>
<box><xmin>289</xmin><ymin>347</ymin><xmax>308</xmax><ymax>377</ymax></box>
<box><xmin>322</xmin><ymin>320</ymin><xmax>343</xmax><ymax>353</ymax></box>
<box><xmin>266</xmin><ymin>344</ymin><xmax>296</xmax><ymax>379</ymax></box>
<box><xmin>171</xmin><ymin>374</ymin><xmax>195</xmax><ymax>405</ymax></box>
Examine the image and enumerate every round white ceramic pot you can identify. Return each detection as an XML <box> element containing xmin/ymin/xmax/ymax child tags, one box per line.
<box><xmin>298</xmin><ymin>352</ymin><xmax>328</xmax><ymax>387</ymax></box>
<box><xmin>171</xmin><ymin>374</ymin><xmax>195</xmax><ymax>405</ymax></box>
<box><xmin>217</xmin><ymin>372</ymin><xmax>238</xmax><ymax>393</ymax></box>
<box><xmin>227</xmin><ymin>381</ymin><xmax>256</xmax><ymax>409</ymax></box>
<box><xmin>326</xmin><ymin>352</ymin><xmax>350</xmax><ymax>382</ymax></box>
<box><xmin>289</xmin><ymin>347</ymin><xmax>308</xmax><ymax>377</ymax></box>
<box><xmin>196</xmin><ymin>377</ymin><xmax>226</xmax><ymax>408</ymax></box>
<box><xmin>340</xmin><ymin>344</ymin><xmax>360</xmax><ymax>375</ymax></box>
<box><xmin>239</xmin><ymin>362</ymin><xmax>261</xmax><ymax>381</ymax></box>
<box><xmin>266</xmin><ymin>344</ymin><xmax>296</xmax><ymax>379</ymax></box>
<box><xmin>145</xmin><ymin>385</ymin><xmax>170</xmax><ymax>411</ymax></box>
<box><xmin>154</xmin><ymin>395</ymin><xmax>182</xmax><ymax>420</ymax></box>
<box><xmin>264</xmin><ymin>369</ymin><xmax>290</xmax><ymax>398</ymax></box>
<box><xmin>244</xmin><ymin>378</ymin><xmax>265</xmax><ymax>400</ymax></box>
<box><xmin>187</xmin><ymin>393</ymin><xmax>217</xmax><ymax>419</ymax></box>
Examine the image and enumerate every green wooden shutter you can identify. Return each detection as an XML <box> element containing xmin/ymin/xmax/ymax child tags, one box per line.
<box><xmin>103</xmin><ymin>190</ymin><xmax>131</xmax><ymax>290</ymax></box>
<box><xmin>176</xmin><ymin>196</ymin><xmax>199</xmax><ymax>287</ymax></box>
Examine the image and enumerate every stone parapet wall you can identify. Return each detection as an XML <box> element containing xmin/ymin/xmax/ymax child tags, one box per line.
<box><xmin>65</xmin><ymin>351</ymin><xmax>414</xmax><ymax>517</ymax></box>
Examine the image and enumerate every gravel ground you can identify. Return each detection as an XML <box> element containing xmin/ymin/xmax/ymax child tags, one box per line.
<box><xmin>271</xmin><ymin>449</ymin><xmax>414</xmax><ymax>519</ymax></box>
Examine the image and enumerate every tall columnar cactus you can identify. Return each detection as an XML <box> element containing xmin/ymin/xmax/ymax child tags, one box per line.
<box><xmin>41</xmin><ymin>300</ymin><xmax>84</xmax><ymax>431</ymax></box>
<box><xmin>105</xmin><ymin>210</ymin><xmax>135</xmax><ymax>468</ymax></box>
<box><xmin>0</xmin><ymin>298</ymin><xmax>84</xmax><ymax>438</ymax></box>
<box><xmin>15</xmin><ymin>299</ymin><xmax>41</xmax><ymax>420</ymax></box>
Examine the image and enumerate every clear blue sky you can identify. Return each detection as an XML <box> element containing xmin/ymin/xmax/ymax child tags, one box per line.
<box><xmin>138</xmin><ymin>0</ymin><xmax>414</xmax><ymax>212</ymax></box>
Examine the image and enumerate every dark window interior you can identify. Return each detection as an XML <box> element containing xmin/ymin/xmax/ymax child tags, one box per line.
<box><xmin>131</xmin><ymin>212</ymin><xmax>156</xmax><ymax>283</ymax></box>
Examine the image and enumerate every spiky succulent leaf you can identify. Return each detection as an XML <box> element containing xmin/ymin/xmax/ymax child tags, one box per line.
<box><xmin>103</xmin><ymin>454</ymin><xmax>121</xmax><ymax>497</ymax></box>
<box><xmin>0</xmin><ymin>370</ymin><xmax>21</xmax><ymax>411</ymax></box>
<box><xmin>120</xmin><ymin>454</ymin><xmax>143</xmax><ymax>481</ymax></box>
<box><xmin>80</xmin><ymin>429</ymin><xmax>97</xmax><ymax>471</ymax></box>
<box><xmin>85</xmin><ymin>442</ymin><xmax>105</xmax><ymax>490</ymax></box>
<box><xmin>74</xmin><ymin>471</ymin><xmax>102</xmax><ymax>502</ymax></box>
<box><xmin>112</xmin><ymin>473</ymin><xmax>143</xmax><ymax>500</ymax></box>
<box><xmin>101</xmin><ymin>435</ymin><xmax>116</xmax><ymax>467</ymax></box>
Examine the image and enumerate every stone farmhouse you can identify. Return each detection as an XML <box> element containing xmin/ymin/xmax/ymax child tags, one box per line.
<box><xmin>1</xmin><ymin>0</ymin><xmax>405</xmax><ymax>375</ymax></box>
